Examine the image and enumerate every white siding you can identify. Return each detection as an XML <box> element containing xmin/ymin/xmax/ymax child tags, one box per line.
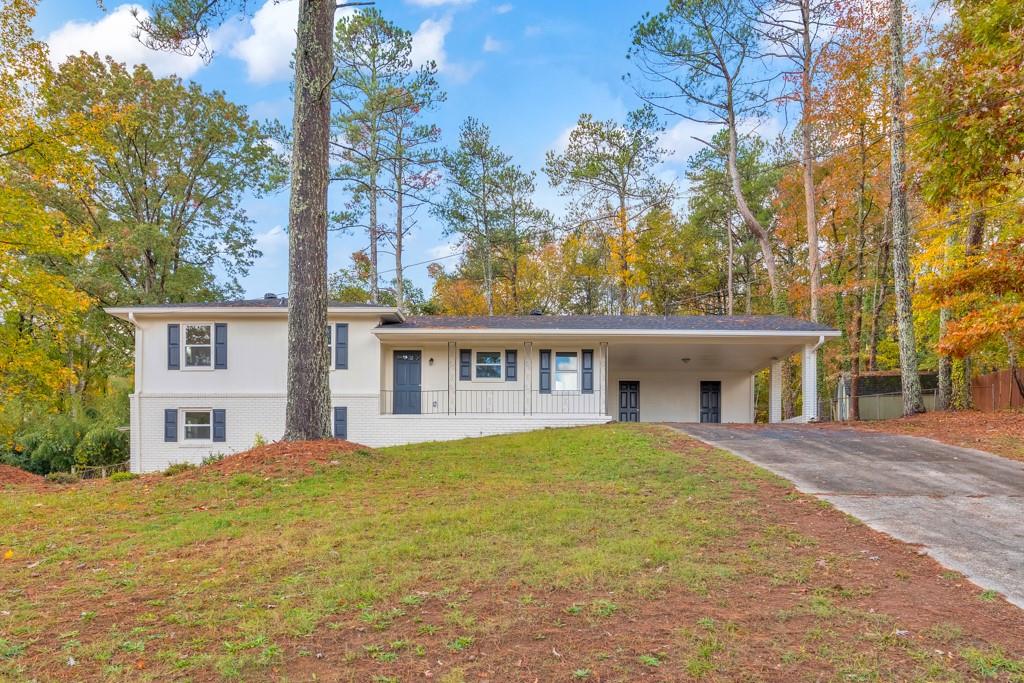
<box><xmin>133</xmin><ymin>393</ymin><xmax>608</xmax><ymax>473</ymax></box>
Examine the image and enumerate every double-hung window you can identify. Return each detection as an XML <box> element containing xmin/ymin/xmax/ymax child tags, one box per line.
<box><xmin>474</xmin><ymin>351</ymin><xmax>502</xmax><ymax>380</ymax></box>
<box><xmin>183</xmin><ymin>410</ymin><xmax>212</xmax><ymax>441</ymax></box>
<box><xmin>184</xmin><ymin>324</ymin><xmax>213</xmax><ymax>368</ymax></box>
<box><xmin>554</xmin><ymin>352</ymin><xmax>578</xmax><ymax>391</ymax></box>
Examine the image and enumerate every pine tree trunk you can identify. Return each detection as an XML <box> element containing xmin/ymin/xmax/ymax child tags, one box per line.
<box><xmin>725</xmin><ymin>115</ymin><xmax>783</xmax><ymax>312</ymax></box>
<box><xmin>800</xmin><ymin>0</ymin><xmax>821</xmax><ymax>322</ymax></box>
<box><xmin>726</xmin><ymin>226</ymin><xmax>734</xmax><ymax>315</ymax></box>
<box><xmin>369</xmin><ymin>174</ymin><xmax>379</xmax><ymax>304</ymax></box>
<box><xmin>936</xmin><ymin>233</ymin><xmax>953</xmax><ymax>410</ymax></box>
<box><xmin>867</xmin><ymin>221</ymin><xmax>890</xmax><ymax>371</ymax></box>
<box><xmin>937</xmin><ymin>306</ymin><xmax>951</xmax><ymax>409</ymax></box>
<box><xmin>888</xmin><ymin>0</ymin><xmax>925</xmax><ymax>416</ymax></box>
<box><xmin>850</xmin><ymin>125</ymin><xmax>869</xmax><ymax>420</ymax></box>
<box><xmin>949</xmin><ymin>208</ymin><xmax>986</xmax><ymax>410</ymax></box>
<box><xmin>284</xmin><ymin>0</ymin><xmax>333</xmax><ymax>441</ymax></box>
<box><xmin>394</xmin><ymin>130</ymin><xmax>404</xmax><ymax>311</ymax></box>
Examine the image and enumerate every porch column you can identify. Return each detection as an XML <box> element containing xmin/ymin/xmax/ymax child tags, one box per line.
<box><xmin>802</xmin><ymin>343</ymin><xmax>818</xmax><ymax>422</ymax></box>
<box><xmin>447</xmin><ymin>341</ymin><xmax>456</xmax><ymax>415</ymax></box>
<box><xmin>769</xmin><ymin>358</ymin><xmax>783</xmax><ymax>423</ymax></box>
<box><xmin>599</xmin><ymin>341</ymin><xmax>610</xmax><ymax>416</ymax></box>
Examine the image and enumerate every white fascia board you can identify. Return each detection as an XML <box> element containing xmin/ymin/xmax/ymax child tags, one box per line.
<box><xmin>372</xmin><ymin>327</ymin><xmax>841</xmax><ymax>339</ymax></box>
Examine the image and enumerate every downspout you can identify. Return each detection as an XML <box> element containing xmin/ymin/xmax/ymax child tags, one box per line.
<box><xmin>809</xmin><ymin>334</ymin><xmax>826</xmax><ymax>353</ymax></box>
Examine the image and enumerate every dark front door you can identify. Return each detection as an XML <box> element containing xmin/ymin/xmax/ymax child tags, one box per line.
<box><xmin>699</xmin><ymin>381</ymin><xmax>721</xmax><ymax>423</ymax></box>
<box><xmin>393</xmin><ymin>350</ymin><xmax>422</xmax><ymax>415</ymax></box>
<box><xmin>619</xmin><ymin>381</ymin><xmax>640</xmax><ymax>422</ymax></box>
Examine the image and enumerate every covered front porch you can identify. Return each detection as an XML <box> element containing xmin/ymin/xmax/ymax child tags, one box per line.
<box><xmin>371</xmin><ymin>327</ymin><xmax>831</xmax><ymax>424</ymax></box>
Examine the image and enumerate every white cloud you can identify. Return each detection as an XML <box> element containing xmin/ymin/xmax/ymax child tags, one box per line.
<box><xmin>426</xmin><ymin>242</ymin><xmax>460</xmax><ymax>260</ymax></box>
<box><xmin>230</xmin><ymin>0</ymin><xmax>297</xmax><ymax>83</ymax></box>
<box><xmin>46</xmin><ymin>3</ymin><xmax>210</xmax><ymax>78</ymax></box>
<box><xmin>255</xmin><ymin>225</ymin><xmax>288</xmax><ymax>257</ymax></box>
<box><xmin>411</xmin><ymin>15</ymin><xmax>478</xmax><ymax>83</ymax></box>
<box><xmin>482</xmin><ymin>35</ymin><xmax>503</xmax><ymax>52</ymax></box>
<box><xmin>551</xmin><ymin>125</ymin><xmax>574</xmax><ymax>154</ymax></box>
<box><xmin>406</xmin><ymin>0</ymin><xmax>475</xmax><ymax>6</ymax></box>
<box><xmin>659</xmin><ymin>118</ymin><xmax>709</xmax><ymax>166</ymax></box>
<box><xmin>494</xmin><ymin>3</ymin><xmax>514</xmax><ymax>13</ymax></box>
<box><xmin>230</xmin><ymin>0</ymin><xmax>356</xmax><ymax>84</ymax></box>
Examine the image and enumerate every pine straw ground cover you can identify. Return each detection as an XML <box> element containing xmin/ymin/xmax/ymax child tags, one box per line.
<box><xmin>818</xmin><ymin>409</ymin><xmax>1024</xmax><ymax>463</ymax></box>
<box><xmin>1</xmin><ymin>425</ymin><xmax>1022</xmax><ymax>682</ymax></box>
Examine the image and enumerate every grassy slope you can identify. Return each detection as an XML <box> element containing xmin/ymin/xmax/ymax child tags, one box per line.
<box><xmin>1</xmin><ymin>424</ymin><xmax>1022</xmax><ymax>681</ymax></box>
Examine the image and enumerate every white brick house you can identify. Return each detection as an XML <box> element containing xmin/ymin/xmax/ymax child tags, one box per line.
<box><xmin>106</xmin><ymin>297</ymin><xmax>839</xmax><ymax>473</ymax></box>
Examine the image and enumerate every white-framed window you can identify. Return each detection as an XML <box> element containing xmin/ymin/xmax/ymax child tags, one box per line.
<box><xmin>474</xmin><ymin>351</ymin><xmax>503</xmax><ymax>380</ymax></box>
<box><xmin>554</xmin><ymin>351</ymin><xmax>578</xmax><ymax>391</ymax></box>
<box><xmin>183</xmin><ymin>323</ymin><xmax>213</xmax><ymax>368</ymax></box>
<box><xmin>183</xmin><ymin>409</ymin><xmax>212</xmax><ymax>441</ymax></box>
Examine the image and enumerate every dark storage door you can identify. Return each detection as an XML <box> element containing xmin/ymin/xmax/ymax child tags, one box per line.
<box><xmin>699</xmin><ymin>381</ymin><xmax>721</xmax><ymax>423</ymax></box>
<box><xmin>393</xmin><ymin>351</ymin><xmax>422</xmax><ymax>415</ymax></box>
<box><xmin>618</xmin><ymin>381</ymin><xmax>640</xmax><ymax>422</ymax></box>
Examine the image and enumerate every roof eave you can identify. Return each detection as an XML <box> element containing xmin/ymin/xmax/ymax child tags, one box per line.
<box><xmin>372</xmin><ymin>327</ymin><xmax>841</xmax><ymax>338</ymax></box>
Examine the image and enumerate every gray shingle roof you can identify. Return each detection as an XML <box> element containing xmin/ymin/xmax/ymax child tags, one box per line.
<box><xmin>381</xmin><ymin>315</ymin><xmax>836</xmax><ymax>332</ymax></box>
<box><xmin>112</xmin><ymin>297</ymin><xmax>388</xmax><ymax>309</ymax></box>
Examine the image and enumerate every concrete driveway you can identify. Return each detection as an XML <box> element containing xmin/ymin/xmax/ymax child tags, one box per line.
<box><xmin>670</xmin><ymin>423</ymin><xmax>1024</xmax><ymax>608</ymax></box>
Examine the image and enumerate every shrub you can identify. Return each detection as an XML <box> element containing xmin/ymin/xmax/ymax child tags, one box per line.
<box><xmin>45</xmin><ymin>471</ymin><xmax>80</xmax><ymax>485</ymax></box>
<box><xmin>109</xmin><ymin>471</ymin><xmax>137</xmax><ymax>482</ymax></box>
<box><xmin>163</xmin><ymin>462</ymin><xmax>197</xmax><ymax>476</ymax></box>
<box><xmin>252</xmin><ymin>432</ymin><xmax>267</xmax><ymax>448</ymax></box>
<box><xmin>74</xmin><ymin>424</ymin><xmax>129</xmax><ymax>468</ymax></box>
<box><xmin>17</xmin><ymin>415</ymin><xmax>87</xmax><ymax>474</ymax></box>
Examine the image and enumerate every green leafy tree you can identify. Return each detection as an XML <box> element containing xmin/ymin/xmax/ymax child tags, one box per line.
<box><xmin>544</xmin><ymin>107</ymin><xmax>672</xmax><ymax>313</ymax></box>
<box><xmin>434</xmin><ymin>117</ymin><xmax>513</xmax><ymax>315</ymax></box>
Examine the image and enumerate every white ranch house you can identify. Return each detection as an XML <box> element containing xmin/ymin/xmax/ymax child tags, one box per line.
<box><xmin>106</xmin><ymin>296</ymin><xmax>839</xmax><ymax>473</ymax></box>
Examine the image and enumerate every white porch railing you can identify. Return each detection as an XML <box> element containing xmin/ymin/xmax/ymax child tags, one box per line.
<box><xmin>379</xmin><ymin>388</ymin><xmax>605</xmax><ymax>416</ymax></box>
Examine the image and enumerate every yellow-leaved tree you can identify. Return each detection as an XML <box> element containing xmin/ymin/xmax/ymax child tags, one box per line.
<box><xmin>0</xmin><ymin>0</ymin><xmax>105</xmax><ymax>437</ymax></box>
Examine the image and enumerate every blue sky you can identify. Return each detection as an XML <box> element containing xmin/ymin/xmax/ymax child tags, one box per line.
<box><xmin>35</xmin><ymin>0</ymin><xmax>700</xmax><ymax>299</ymax></box>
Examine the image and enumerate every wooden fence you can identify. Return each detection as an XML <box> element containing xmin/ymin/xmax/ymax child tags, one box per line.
<box><xmin>971</xmin><ymin>369</ymin><xmax>1024</xmax><ymax>411</ymax></box>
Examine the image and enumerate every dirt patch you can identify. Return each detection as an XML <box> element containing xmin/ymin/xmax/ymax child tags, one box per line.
<box><xmin>0</xmin><ymin>464</ymin><xmax>46</xmax><ymax>489</ymax></box>
<box><xmin>179</xmin><ymin>438</ymin><xmax>370</xmax><ymax>479</ymax></box>
<box><xmin>820</xmin><ymin>409</ymin><xmax>1024</xmax><ymax>462</ymax></box>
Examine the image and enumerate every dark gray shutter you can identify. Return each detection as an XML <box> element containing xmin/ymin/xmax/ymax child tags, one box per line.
<box><xmin>212</xmin><ymin>409</ymin><xmax>226</xmax><ymax>442</ymax></box>
<box><xmin>333</xmin><ymin>406</ymin><xmax>348</xmax><ymax>439</ymax></box>
<box><xmin>459</xmin><ymin>349</ymin><xmax>472</xmax><ymax>380</ymax></box>
<box><xmin>164</xmin><ymin>409</ymin><xmax>177</xmax><ymax>442</ymax></box>
<box><xmin>167</xmin><ymin>324</ymin><xmax>180</xmax><ymax>370</ymax></box>
<box><xmin>335</xmin><ymin>323</ymin><xmax>348</xmax><ymax>369</ymax></box>
<box><xmin>581</xmin><ymin>349</ymin><xmax>594</xmax><ymax>394</ymax></box>
<box><xmin>539</xmin><ymin>349</ymin><xmax>551</xmax><ymax>394</ymax></box>
<box><xmin>214</xmin><ymin>323</ymin><xmax>228</xmax><ymax>369</ymax></box>
<box><xmin>505</xmin><ymin>350</ymin><xmax>517</xmax><ymax>381</ymax></box>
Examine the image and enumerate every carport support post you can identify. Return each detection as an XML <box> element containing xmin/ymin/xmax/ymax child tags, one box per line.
<box><xmin>802</xmin><ymin>343</ymin><xmax>818</xmax><ymax>422</ymax></box>
<box><xmin>769</xmin><ymin>359</ymin><xmax>783</xmax><ymax>423</ymax></box>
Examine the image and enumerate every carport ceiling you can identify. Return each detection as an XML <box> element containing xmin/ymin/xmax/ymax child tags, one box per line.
<box><xmin>608</xmin><ymin>340</ymin><xmax>807</xmax><ymax>373</ymax></box>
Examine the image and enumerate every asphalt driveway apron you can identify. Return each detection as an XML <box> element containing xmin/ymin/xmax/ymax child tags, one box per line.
<box><xmin>669</xmin><ymin>423</ymin><xmax>1024</xmax><ymax>608</ymax></box>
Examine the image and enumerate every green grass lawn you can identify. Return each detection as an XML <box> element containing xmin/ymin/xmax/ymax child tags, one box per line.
<box><xmin>2</xmin><ymin>424</ymin><xmax>1023</xmax><ymax>681</ymax></box>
